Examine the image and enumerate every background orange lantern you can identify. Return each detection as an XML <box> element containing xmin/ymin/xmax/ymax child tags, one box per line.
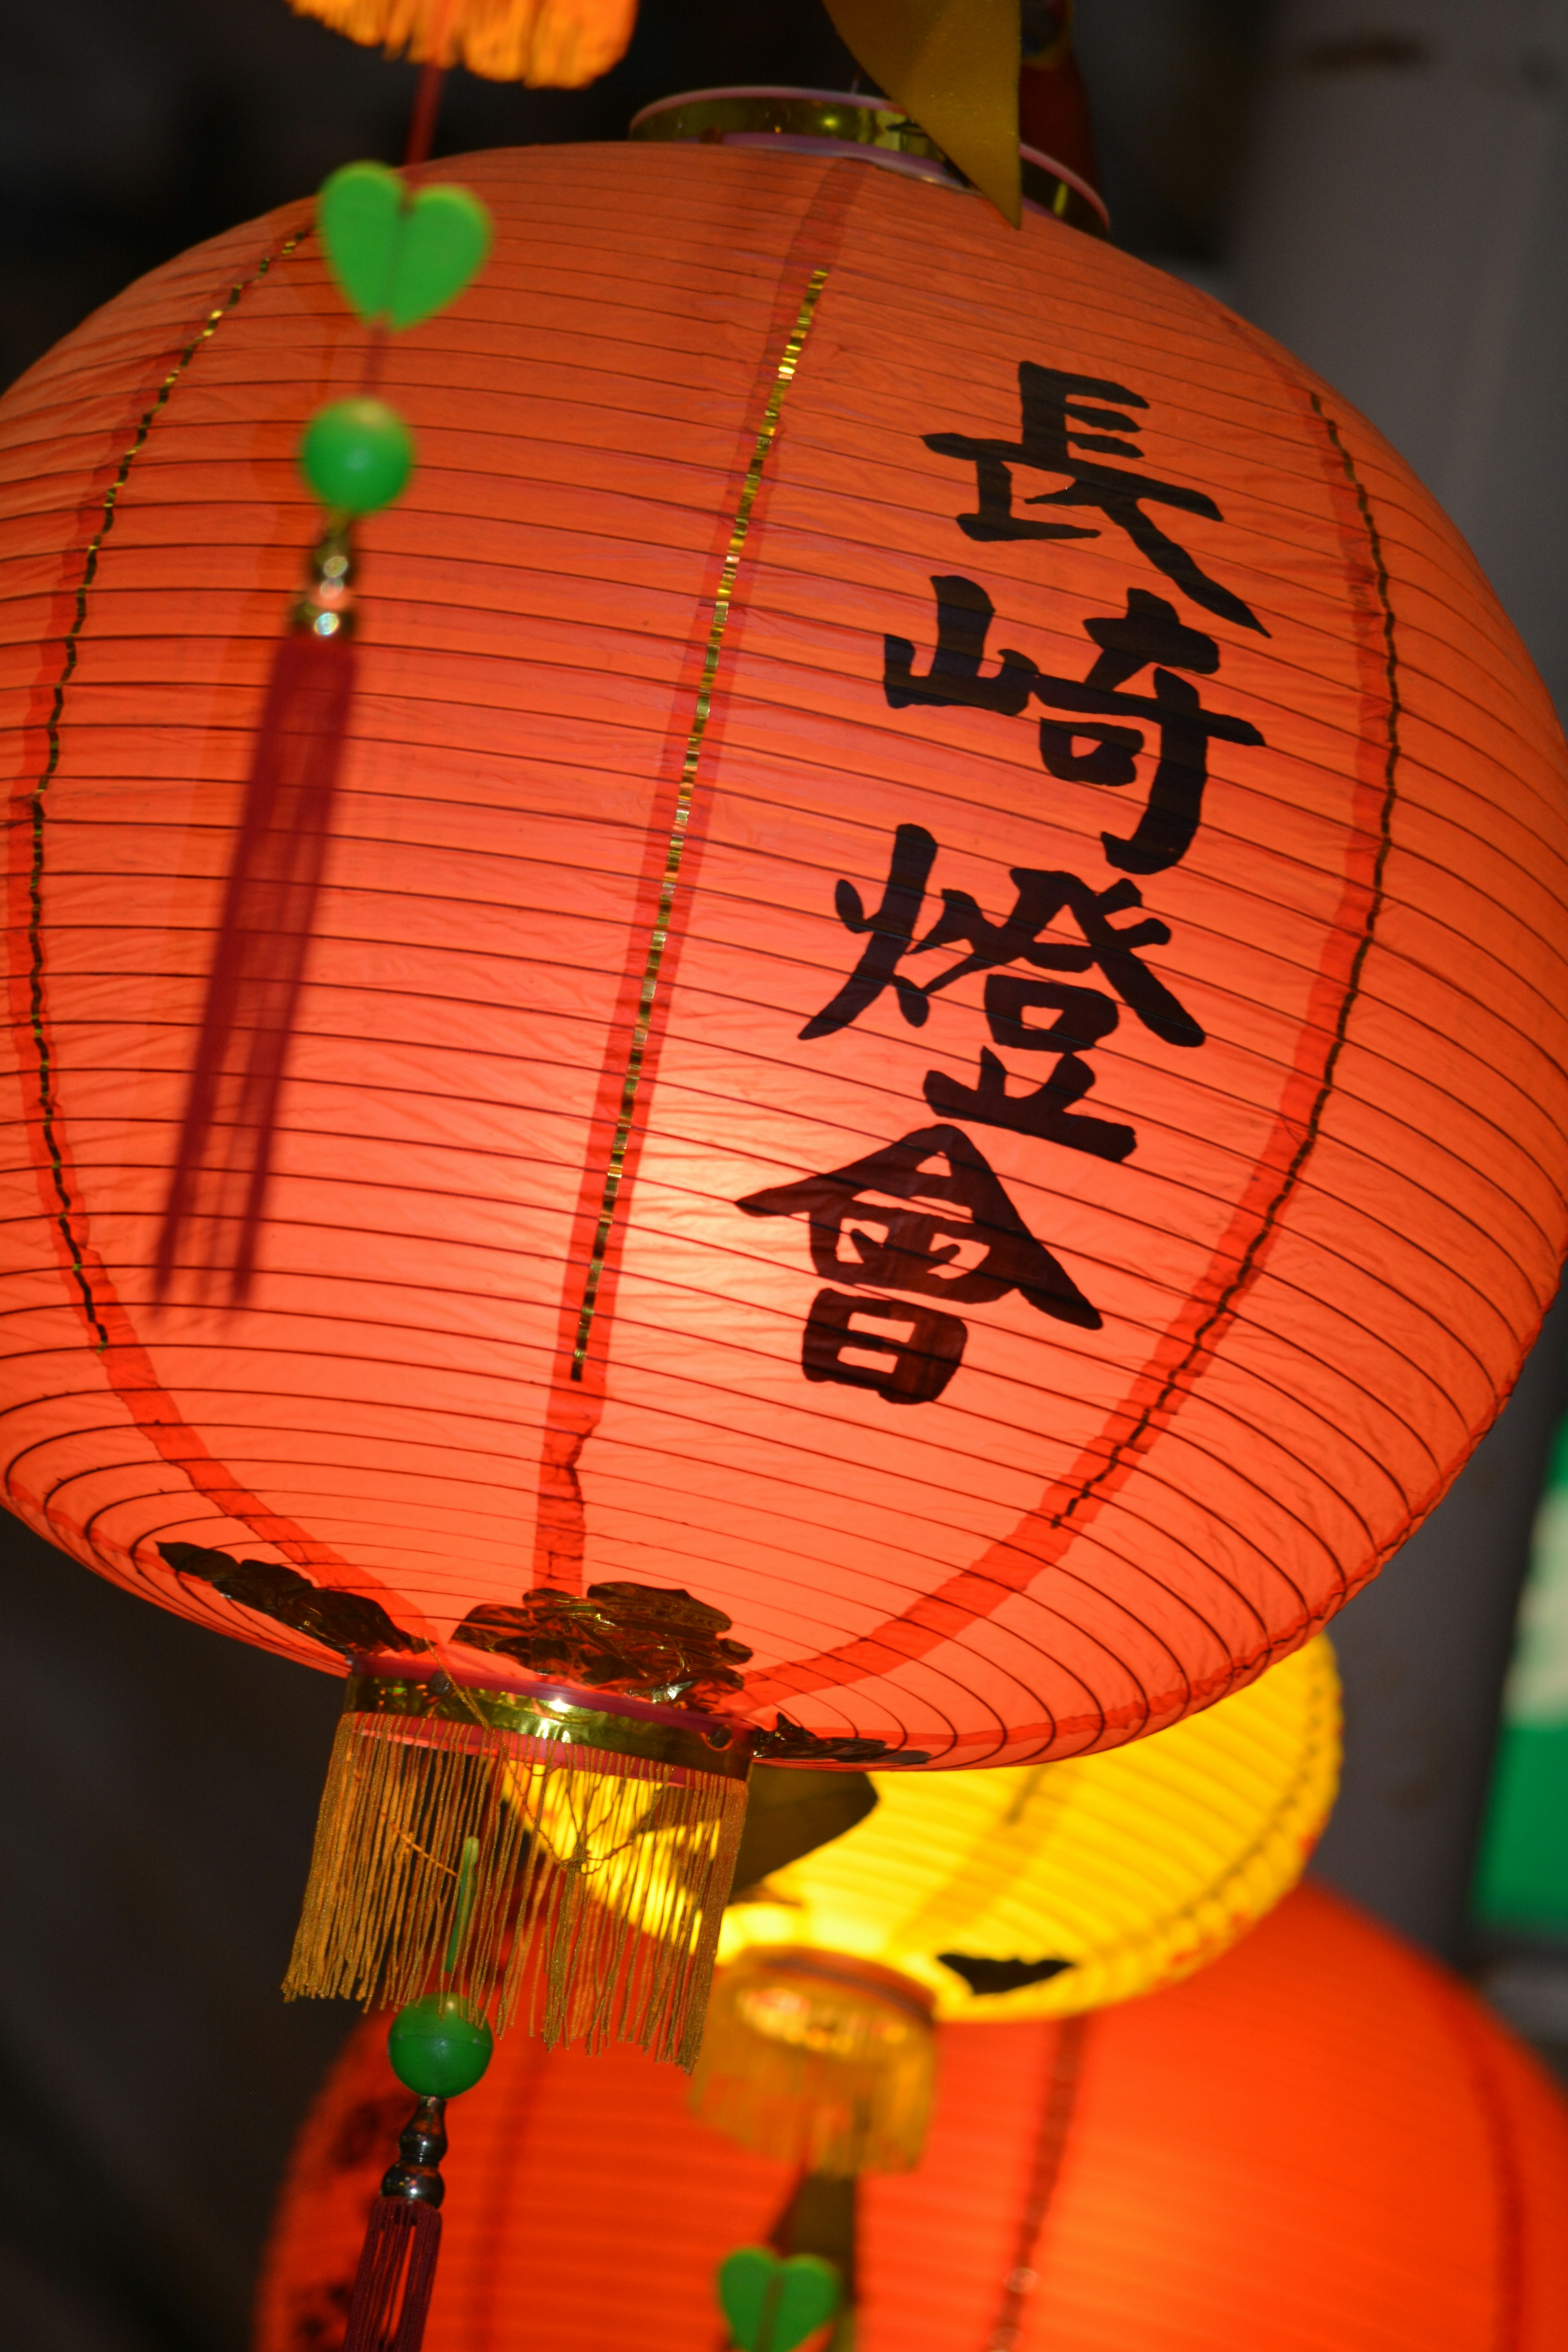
<box><xmin>3</xmin><ymin>133</ymin><xmax>1568</xmax><ymax>2039</ymax></box>
<box><xmin>255</xmin><ymin>1880</ymin><xmax>1568</xmax><ymax>2352</ymax></box>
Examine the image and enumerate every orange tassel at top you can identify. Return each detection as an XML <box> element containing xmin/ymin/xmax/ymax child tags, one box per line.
<box><xmin>285</xmin><ymin>0</ymin><xmax>638</xmax><ymax>87</ymax></box>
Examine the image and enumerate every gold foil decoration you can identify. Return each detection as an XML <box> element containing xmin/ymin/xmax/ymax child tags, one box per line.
<box><xmin>822</xmin><ymin>0</ymin><xmax>1024</xmax><ymax>225</ymax></box>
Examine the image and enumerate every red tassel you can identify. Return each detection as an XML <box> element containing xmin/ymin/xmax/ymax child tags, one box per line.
<box><xmin>157</xmin><ymin>539</ymin><xmax>356</xmax><ymax>1304</ymax></box>
<box><xmin>343</xmin><ymin>2198</ymin><xmax>442</xmax><ymax>2352</ymax></box>
<box><xmin>343</xmin><ymin>2094</ymin><xmax>448</xmax><ymax>2352</ymax></box>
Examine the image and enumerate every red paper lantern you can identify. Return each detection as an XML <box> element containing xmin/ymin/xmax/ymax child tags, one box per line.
<box><xmin>2</xmin><ymin>135</ymin><xmax>1567</xmax><ymax>2034</ymax></box>
<box><xmin>254</xmin><ymin>1881</ymin><xmax>1568</xmax><ymax>2352</ymax></box>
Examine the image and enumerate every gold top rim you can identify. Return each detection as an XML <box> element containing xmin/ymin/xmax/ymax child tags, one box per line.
<box><xmin>344</xmin><ymin>1671</ymin><xmax>753</xmax><ymax>1781</ymax></box>
<box><xmin>627</xmin><ymin>88</ymin><xmax>1109</xmax><ymax>238</ymax></box>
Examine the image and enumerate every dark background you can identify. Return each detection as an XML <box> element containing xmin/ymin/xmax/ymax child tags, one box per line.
<box><xmin>0</xmin><ymin>0</ymin><xmax>1272</xmax><ymax>395</ymax></box>
<box><xmin>4</xmin><ymin>2</ymin><xmax>1567</xmax><ymax>2345</ymax></box>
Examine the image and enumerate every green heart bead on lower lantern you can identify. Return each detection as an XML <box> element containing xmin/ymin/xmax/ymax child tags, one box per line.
<box><xmin>718</xmin><ymin>2248</ymin><xmax>843</xmax><ymax>2352</ymax></box>
<box><xmin>299</xmin><ymin>397</ymin><xmax>415</xmax><ymax>516</ymax></box>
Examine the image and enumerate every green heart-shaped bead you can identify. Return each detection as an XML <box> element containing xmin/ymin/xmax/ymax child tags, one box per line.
<box><xmin>718</xmin><ymin>2249</ymin><xmax>841</xmax><ymax>2352</ymax></box>
<box><xmin>318</xmin><ymin>160</ymin><xmax>492</xmax><ymax>332</ymax></box>
<box><xmin>318</xmin><ymin>162</ymin><xmax>402</xmax><ymax>323</ymax></box>
<box><xmin>390</xmin><ymin>183</ymin><xmax>492</xmax><ymax>330</ymax></box>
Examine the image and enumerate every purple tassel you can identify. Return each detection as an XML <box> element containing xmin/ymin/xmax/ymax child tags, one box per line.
<box><xmin>157</xmin><ymin>531</ymin><xmax>355</xmax><ymax>1304</ymax></box>
<box><xmin>343</xmin><ymin>2096</ymin><xmax>446</xmax><ymax>2352</ymax></box>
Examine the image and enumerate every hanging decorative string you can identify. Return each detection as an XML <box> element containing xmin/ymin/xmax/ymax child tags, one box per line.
<box><xmin>341</xmin><ymin>1861</ymin><xmax>494</xmax><ymax>2352</ymax></box>
<box><xmin>156</xmin><ymin>160</ymin><xmax>490</xmax><ymax>1303</ymax></box>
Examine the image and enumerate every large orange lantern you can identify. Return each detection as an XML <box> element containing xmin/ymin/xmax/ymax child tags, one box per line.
<box><xmin>3</xmin><ymin>125</ymin><xmax>1568</xmax><ymax>2047</ymax></box>
<box><xmin>255</xmin><ymin>1881</ymin><xmax>1568</xmax><ymax>2352</ymax></box>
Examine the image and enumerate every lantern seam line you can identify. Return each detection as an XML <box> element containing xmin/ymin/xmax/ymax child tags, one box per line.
<box><xmin>982</xmin><ymin>2012</ymin><xmax>1089</xmax><ymax>2352</ymax></box>
<box><xmin>1050</xmin><ymin>393</ymin><xmax>1400</xmax><ymax>1559</ymax></box>
<box><xmin>569</xmin><ymin>263</ymin><xmax>831</xmax><ymax>1381</ymax></box>
<box><xmin>24</xmin><ymin>232</ymin><xmax>302</xmax><ymax>1355</ymax></box>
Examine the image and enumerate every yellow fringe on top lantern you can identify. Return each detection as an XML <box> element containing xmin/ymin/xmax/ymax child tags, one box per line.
<box><xmin>692</xmin><ymin>1947</ymin><xmax>937</xmax><ymax>2177</ymax></box>
<box><xmin>286</xmin><ymin>0</ymin><xmax>637</xmax><ymax>87</ymax></box>
<box><xmin>283</xmin><ymin>1675</ymin><xmax>749</xmax><ymax>2066</ymax></box>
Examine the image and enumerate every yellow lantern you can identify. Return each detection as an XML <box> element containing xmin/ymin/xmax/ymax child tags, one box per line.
<box><xmin>697</xmin><ymin>1634</ymin><xmax>1339</xmax><ymax>2172</ymax></box>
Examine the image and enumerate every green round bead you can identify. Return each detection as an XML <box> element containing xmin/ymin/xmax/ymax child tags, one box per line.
<box><xmin>388</xmin><ymin>1994</ymin><xmax>494</xmax><ymax>2098</ymax></box>
<box><xmin>299</xmin><ymin>397</ymin><xmax>414</xmax><ymax>514</ymax></box>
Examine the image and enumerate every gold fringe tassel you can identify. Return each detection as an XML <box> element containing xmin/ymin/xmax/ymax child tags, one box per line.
<box><xmin>691</xmin><ymin>1947</ymin><xmax>937</xmax><ymax>2175</ymax></box>
<box><xmin>285</xmin><ymin>0</ymin><xmax>637</xmax><ymax>88</ymax></box>
<box><xmin>284</xmin><ymin>1682</ymin><xmax>749</xmax><ymax>2068</ymax></box>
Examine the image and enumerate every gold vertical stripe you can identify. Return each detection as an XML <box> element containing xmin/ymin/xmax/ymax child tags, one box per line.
<box><xmin>570</xmin><ymin>266</ymin><xmax>831</xmax><ymax>1379</ymax></box>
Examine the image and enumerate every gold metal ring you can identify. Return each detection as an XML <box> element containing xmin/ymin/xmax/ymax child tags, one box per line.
<box><xmin>343</xmin><ymin>1672</ymin><xmax>753</xmax><ymax>1781</ymax></box>
<box><xmin>628</xmin><ymin>89</ymin><xmax>1108</xmax><ymax>238</ymax></box>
